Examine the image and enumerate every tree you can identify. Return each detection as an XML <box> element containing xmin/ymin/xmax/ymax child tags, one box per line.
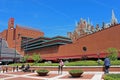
<box><xmin>32</xmin><ymin>53</ymin><xmax>42</xmax><ymax>63</ymax></box>
<box><xmin>21</xmin><ymin>54</ymin><xmax>29</xmax><ymax>63</ymax></box>
<box><xmin>107</xmin><ymin>48</ymin><xmax>118</xmax><ymax>61</ymax></box>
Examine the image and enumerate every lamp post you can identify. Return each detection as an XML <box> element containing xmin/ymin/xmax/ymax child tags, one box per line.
<box><xmin>97</xmin><ymin>53</ymin><xmax>100</xmax><ymax>60</ymax></box>
<box><xmin>14</xmin><ymin>33</ymin><xmax>21</xmax><ymax>63</ymax></box>
<box><xmin>14</xmin><ymin>39</ymin><xmax>17</xmax><ymax>63</ymax></box>
<box><xmin>25</xmin><ymin>37</ymin><xmax>28</xmax><ymax>55</ymax></box>
<box><xmin>97</xmin><ymin>52</ymin><xmax>100</xmax><ymax>65</ymax></box>
<box><xmin>0</xmin><ymin>38</ymin><xmax>2</xmax><ymax>62</ymax></box>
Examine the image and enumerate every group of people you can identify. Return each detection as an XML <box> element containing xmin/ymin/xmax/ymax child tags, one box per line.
<box><xmin>0</xmin><ymin>63</ymin><xmax>8</xmax><ymax>73</ymax></box>
<box><xmin>0</xmin><ymin>58</ymin><xmax>111</xmax><ymax>74</ymax></box>
<box><xmin>19</xmin><ymin>64</ymin><xmax>30</xmax><ymax>72</ymax></box>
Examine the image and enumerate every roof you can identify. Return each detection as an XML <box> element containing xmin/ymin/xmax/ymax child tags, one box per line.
<box><xmin>16</xmin><ymin>24</ymin><xmax>43</xmax><ymax>33</ymax></box>
<box><xmin>0</xmin><ymin>39</ymin><xmax>22</xmax><ymax>62</ymax></box>
<box><xmin>21</xmin><ymin>36</ymin><xmax>72</xmax><ymax>51</ymax></box>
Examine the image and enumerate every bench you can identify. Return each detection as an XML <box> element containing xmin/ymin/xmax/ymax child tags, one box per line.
<box><xmin>23</xmin><ymin>69</ymin><xmax>35</xmax><ymax>72</ymax></box>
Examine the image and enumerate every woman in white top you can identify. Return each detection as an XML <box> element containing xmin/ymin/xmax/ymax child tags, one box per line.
<box><xmin>58</xmin><ymin>60</ymin><xmax>64</xmax><ymax>74</ymax></box>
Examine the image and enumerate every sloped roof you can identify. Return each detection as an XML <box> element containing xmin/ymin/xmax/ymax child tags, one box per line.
<box><xmin>16</xmin><ymin>24</ymin><xmax>43</xmax><ymax>32</ymax></box>
<box><xmin>0</xmin><ymin>39</ymin><xmax>22</xmax><ymax>62</ymax></box>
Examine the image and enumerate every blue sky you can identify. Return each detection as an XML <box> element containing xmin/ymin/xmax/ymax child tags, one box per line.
<box><xmin>0</xmin><ymin>0</ymin><xmax>120</xmax><ymax>37</ymax></box>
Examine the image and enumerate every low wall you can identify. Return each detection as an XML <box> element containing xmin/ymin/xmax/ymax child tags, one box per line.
<box><xmin>30</xmin><ymin>66</ymin><xmax>120</xmax><ymax>72</ymax></box>
<box><xmin>1</xmin><ymin>66</ymin><xmax>120</xmax><ymax>72</ymax></box>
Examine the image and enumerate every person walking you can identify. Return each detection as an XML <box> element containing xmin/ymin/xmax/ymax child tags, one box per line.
<box><xmin>0</xmin><ymin>62</ymin><xmax>2</xmax><ymax>73</ymax></box>
<box><xmin>104</xmin><ymin>56</ymin><xmax>111</xmax><ymax>74</ymax></box>
<box><xmin>58</xmin><ymin>59</ymin><xmax>64</xmax><ymax>74</ymax></box>
<box><xmin>16</xmin><ymin>65</ymin><xmax>19</xmax><ymax>72</ymax></box>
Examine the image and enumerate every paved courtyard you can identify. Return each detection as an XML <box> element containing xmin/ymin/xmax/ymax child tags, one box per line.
<box><xmin>0</xmin><ymin>70</ymin><xmax>120</xmax><ymax>80</ymax></box>
<box><xmin>0</xmin><ymin>70</ymin><xmax>104</xmax><ymax>80</ymax></box>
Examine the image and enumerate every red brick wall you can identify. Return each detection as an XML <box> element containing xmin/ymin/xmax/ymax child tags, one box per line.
<box><xmin>27</xmin><ymin>25</ymin><xmax>120</xmax><ymax>60</ymax></box>
<box><xmin>15</xmin><ymin>25</ymin><xmax>44</xmax><ymax>55</ymax></box>
<box><xmin>16</xmin><ymin>25</ymin><xmax>44</xmax><ymax>39</ymax></box>
<box><xmin>1</xmin><ymin>30</ymin><xmax>7</xmax><ymax>40</ymax></box>
<box><xmin>0</xmin><ymin>18</ymin><xmax>44</xmax><ymax>56</ymax></box>
<box><xmin>57</xmin><ymin>25</ymin><xmax>120</xmax><ymax>58</ymax></box>
<box><xmin>1</xmin><ymin>18</ymin><xmax>120</xmax><ymax>60</ymax></box>
<box><xmin>15</xmin><ymin>25</ymin><xmax>44</xmax><ymax>56</ymax></box>
<box><xmin>28</xmin><ymin>45</ymin><xmax>59</xmax><ymax>59</ymax></box>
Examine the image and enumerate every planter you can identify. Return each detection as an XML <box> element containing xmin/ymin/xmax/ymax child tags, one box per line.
<box><xmin>37</xmin><ymin>69</ymin><xmax>49</xmax><ymax>76</ymax></box>
<box><xmin>69</xmin><ymin>70</ymin><xmax>83</xmax><ymax>77</ymax></box>
<box><xmin>70</xmin><ymin>72</ymin><xmax>83</xmax><ymax>77</ymax></box>
<box><xmin>38</xmin><ymin>72</ymin><xmax>48</xmax><ymax>76</ymax></box>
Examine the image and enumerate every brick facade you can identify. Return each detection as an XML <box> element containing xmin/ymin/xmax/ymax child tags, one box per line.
<box><xmin>0</xmin><ymin>18</ymin><xmax>44</xmax><ymax>56</ymax></box>
<box><xmin>27</xmin><ymin>24</ymin><xmax>120</xmax><ymax>60</ymax></box>
<box><xmin>0</xmin><ymin>18</ymin><xmax>120</xmax><ymax>60</ymax></box>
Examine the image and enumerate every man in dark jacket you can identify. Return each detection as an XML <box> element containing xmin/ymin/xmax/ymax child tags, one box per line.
<box><xmin>104</xmin><ymin>56</ymin><xmax>111</xmax><ymax>74</ymax></box>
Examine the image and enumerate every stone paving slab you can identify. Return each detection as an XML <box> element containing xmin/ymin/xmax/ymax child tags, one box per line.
<box><xmin>6</xmin><ymin>71</ymin><xmax>32</xmax><ymax>75</ymax></box>
<box><xmin>0</xmin><ymin>71</ymin><xmax>97</xmax><ymax>80</ymax></box>
<box><xmin>60</xmin><ymin>74</ymin><xmax>94</xmax><ymax>80</ymax></box>
<box><xmin>0</xmin><ymin>75</ymin><xmax>12</xmax><ymax>79</ymax></box>
<box><xmin>5</xmin><ymin>77</ymin><xmax>42</xmax><ymax>80</ymax></box>
<box><xmin>0</xmin><ymin>71</ymin><xmax>120</xmax><ymax>80</ymax></box>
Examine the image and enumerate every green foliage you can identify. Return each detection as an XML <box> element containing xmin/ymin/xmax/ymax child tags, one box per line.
<box><xmin>37</xmin><ymin>69</ymin><xmax>49</xmax><ymax>73</ymax></box>
<box><xmin>21</xmin><ymin>54</ymin><xmax>29</xmax><ymax>63</ymax></box>
<box><xmin>9</xmin><ymin>60</ymin><xmax>120</xmax><ymax>66</ymax></box>
<box><xmin>32</xmin><ymin>53</ymin><xmax>42</xmax><ymax>63</ymax></box>
<box><xmin>36</xmin><ymin>69</ymin><xmax>49</xmax><ymax>76</ymax></box>
<box><xmin>104</xmin><ymin>74</ymin><xmax>120</xmax><ymax>80</ymax></box>
<box><xmin>107</xmin><ymin>48</ymin><xmax>118</xmax><ymax>61</ymax></box>
<box><xmin>111</xmin><ymin>61</ymin><xmax>120</xmax><ymax>65</ymax></box>
<box><xmin>33</xmin><ymin>63</ymin><xmax>58</xmax><ymax>66</ymax></box>
<box><xmin>69</xmin><ymin>70</ymin><xmax>83</xmax><ymax>74</ymax></box>
<box><xmin>65</xmin><ymin>61</ymin><xmax>104</xmax><ymax>66</ymax></box>
<box><xmin>104</xmin><ymin>76</ymin><xmax>114</xmax><ymax>80</ymax></box>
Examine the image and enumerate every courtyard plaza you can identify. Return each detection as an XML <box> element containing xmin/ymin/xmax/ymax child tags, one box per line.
<box><xmin>0</xmin><ymin>68</ymin><xmax>120</xmax><ymax>80</ymax></box>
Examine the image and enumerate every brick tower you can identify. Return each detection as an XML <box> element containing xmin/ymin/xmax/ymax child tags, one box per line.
<box><xmin>7</xmin><ymin>18</ymin><xmax>15</xmax><ymax>48</ymax></box>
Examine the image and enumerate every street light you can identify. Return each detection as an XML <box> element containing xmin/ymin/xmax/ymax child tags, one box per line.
<box><xmin>25</xmin><ymin>37</ymin><xmax>28</xmax><ymax>55</ymax></box>
<box><xmin>97</xmin><ymin>53</ymin><xmax>100</xmax><ymax>60</ymax></box>
<box><xmin>14</xmin><ymin>33</ymin><xmax>21</xmax><ymax>63</ymax></box>
<box><xmin>14</xmin><ymin>39</ymin><xmax>17</xmax><ymax>63</ymax></box>
<box><xmin>0</xmin><ymin>38</ymin><xmax>2</xmax><ymax>62</ymax></box>
<box><xmin>97</xmin><ymin>52</ymin><xmax>100</xmax><ymax>65</ymax></box>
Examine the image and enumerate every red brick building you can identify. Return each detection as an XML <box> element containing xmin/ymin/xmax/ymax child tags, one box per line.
<box><xmin>0</xmin><ymin>13</ymin><xmax>120</xmax><ymax>62</ymax></box>
<box><xmin>0</xmin><ymin>18</ymin><xmax>44</xmax><ymax>56</ymax></box>
<box><xmin>22</xmin><ymin>24</ymin><xmax>120</xmax><ymax>61</ymax></box>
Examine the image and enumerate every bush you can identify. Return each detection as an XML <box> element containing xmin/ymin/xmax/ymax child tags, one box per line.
<box><xmin>69</xmin><ymin>70</ymin><xmax>83</xmax><ymax>74</ymax></box>
<box><xmin>21</xmin><ymin>54</ymin><xmax>29</xmax><ymax>63</ymax></box>
<box><xmin>65</xmin><ymin>61</ymin><xmax>103</xmax><ymax>66</ymax></box>
<box><xmin>9</xmin><ymin>60</ymin><xmax>120</xmax><ymax>66</ymax></box>
<box><xmin>104</xmin><ymin>76</ymin><xmax>114</xmax><ymax>80</ymax></box>
<box><xmin>32</xmin><ymin>53</ymin><xmax>42</xmax><ymax>63</ymax></box>
<box><xmin>111</xmin><ymin>61</ymin><xmax>120</xmax><ymax>65</ymax></box>
<box><xmin>69</xmin><ymin>70</ymin><xmax>83</xmax><ymax>77</ymax></box>
<box><xmin>36</xmin><ymin>69</ymin><xmax>49</xmax><ymax>76</ymax></box>
<box><xmin>107</xmin><ymin>48</ymin><xmax>118</xmax><ymax>61</ymax></box>
<box><xmin>104</xmin><ymin>74</ymin><xmax>120</xmax><ymax>80</ymax></box>
<box><xmin>37</xmin><ymin>69</ymin><xmax>49</xmax><ymax>73</ymax></box>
